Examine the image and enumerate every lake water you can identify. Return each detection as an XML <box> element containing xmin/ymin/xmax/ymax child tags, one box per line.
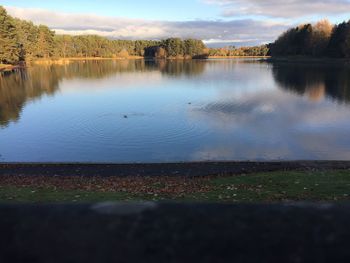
<box><xmin>1</xmin><ymin>58</ymin><xmax>350</xmax><ymax>162</ymax></box>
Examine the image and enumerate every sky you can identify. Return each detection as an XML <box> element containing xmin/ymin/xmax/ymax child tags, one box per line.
<box><xmin>2</xmin><ymin>0</ymin><xmax>350</xmax><ymax>46</ymax></box>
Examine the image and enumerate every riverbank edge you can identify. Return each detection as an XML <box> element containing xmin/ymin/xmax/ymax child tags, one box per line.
<box><xmin>0</xmin><ymin>64</ymin><xmax>23</xmax><ymax>72</ymax></box>
<box><xmin>23</xmin><ymin>56</ymin><xmax>252</xmax><ymax>65</ymax></box>
<box><xmin>1</xmin><ymin>161</ymin><xmax>350</xmax><ymax>177</ymax></box>
<box><xmin>263</xmin><ymin>56</ymin><xmax>350</xmax><ymax>64</ymax></box>
<box><xmin>32</xmin><ymin>56</ymin><xmax>144</xmax><ymax>65</ymax></box>
<box><xmin>209</xmin><ymin>56</ymin><xmax>270</xmax><ymax>59</ymax></box>
<box><xmin>1</xmin><ymin>169</ymin><xmax>350</xmax><ymax>202</ymax></box>
<box><xmin>0</xmin><ymin>56</ymin><xmax>145</xmax><ymax>71</ymax></box>
<box><xmin>3</xmin><ymin>56</ymin><xmax>349</xmax><ymax>72</ymax></box>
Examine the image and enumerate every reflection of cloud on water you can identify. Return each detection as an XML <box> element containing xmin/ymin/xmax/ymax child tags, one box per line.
<box><xmin>60</xmin><ymin>71</ymin><xmax>164</xmax><ymax>92</ymax></box>
<box><xmin>193</xmin><ymin>143</ymin><xmax>293</xmax><ymax>161</ymax></box>
<box><xmin>190</xmin><ymin>89</ymin><xmax>350</xmax><ymax>160</ymax></box>
<box><xmin>296</xmin><ymin>132</ymin><xmax>350</xmax><ymax>160</ymax></box>
<box><xmin>202</xmin><ymin>61</ymin><xmax>276</xmax><ymax>96</ymax></box>
<box><xmin>195</xmin><ymin>89</ymin><xmax>350</xmax><ymax>127</ymax></box>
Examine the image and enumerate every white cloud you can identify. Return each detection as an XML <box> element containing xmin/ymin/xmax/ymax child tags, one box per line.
<box><xmin>5</xmin><ymin>6</ymin><xmax>289</xmax><ymax>46</ymax></box>
<box><xmin>191</xmin><ymin>88</ymin><xmax>350</xmax><ymax>160</ymax></box>
<box><xmin>204</xmin><ymin>0</ymin><xmax>350</xmax><ymax>18</ymax></box>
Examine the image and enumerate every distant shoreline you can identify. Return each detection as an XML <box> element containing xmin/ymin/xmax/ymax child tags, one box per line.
<box><xmin>32</xmin><ymin>56</ymin><xmax>144</xmax><ymax>65</ymax></box>
<box><xmin>0</xmin><ymin>57</ymin><xmax>144</xmax><ymax>71</ymax></box>
<box><xmin>264</xmin><ymin>56</ymin><xmax>350</xmax><ymax>64</ymax></box>
<box><xmin>0</xmin><ymin>64</ymin><xmax>22</xmax><ymax>72</ymax></box>
<box><xmin>209</xmin><ymin>56</ymin><xmax>270</xmax><ymax>59</ymax></box>
<box><xmin>1</xmin><ymin>56</ymin><xmax>258</xmax><ymax>71</ymax></box>
<box><xmin>2</xmin><ymin>56</ymin><xmax>350</xmax><ymax>72</ymax></box>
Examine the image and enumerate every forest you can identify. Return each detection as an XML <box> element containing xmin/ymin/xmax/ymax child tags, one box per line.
<box><xmin>0</xmin><ymin>6</ymin><xmax>207</xmax><ymax>64</ymax></box>
<box><xmin>2</xmin><ymin>4</ymin><xmax>350</xmax><ymax>65</ymax></box>
<box><xmin>269</xmin><ymin>19</ymin><xmax>350</xmax><ymax>58</ymax></box>
<box><xmin>208</xmin><ymin>45</ymin><xmax>269</xmax><ymax>57</ymax></box>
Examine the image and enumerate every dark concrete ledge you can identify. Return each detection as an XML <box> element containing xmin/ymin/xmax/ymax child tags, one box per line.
<box><xmin>1</xmin><ymin>161</ymin><xmax>350</xmax><ymax>177</ymax></box>
<box><xmin>0</xmin><ymin>202</ymin><xmax>350</xmax><ymax>263</ymax></box>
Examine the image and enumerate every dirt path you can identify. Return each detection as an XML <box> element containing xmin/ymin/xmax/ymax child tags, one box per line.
<box><xmin>1</xmin><ymin>161</ymin><xmax>350</xmax><ymax>177</ymax></box>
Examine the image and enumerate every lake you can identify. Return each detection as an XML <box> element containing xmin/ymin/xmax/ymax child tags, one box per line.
<box><xmin>1</xmin><ymin>58</ymin><xmax>350</xmax><ymax>163</ymax></box>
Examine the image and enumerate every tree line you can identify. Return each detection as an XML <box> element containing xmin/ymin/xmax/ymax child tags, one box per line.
<box><xmin>269</xmin><ymin>19</ymin><xmax>350</xmax><ymax>58</ymax></box>
<box><xmin>208</xmin><ymin>45</ymin><xmax>269</xmax><ymax>57</ymax></box>
<box><xmin>4</xmin><ymin>4</ymin><xmax>350</xmax><ymax>65</ymax></box>
<box><xmin>0</xmin><ymin>6</ymin><xmax>208</xmax><ymax>65</ymax></box>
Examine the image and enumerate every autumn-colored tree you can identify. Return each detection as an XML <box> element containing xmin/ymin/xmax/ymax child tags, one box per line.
<box><xmin>54</xmin><ymin>35</ymin><xmax>73</xmax><ymax>58</ymax></box>
<box><xmin>311</xmin><ymin>19</ymin><xmax>333</xmax><ymax>56</ymax></box>
<box><xmin>269</xmin><ymin>21</ymin><xmax>333</xmax><ymax>57</ymax></box>
<box><xmin>118</xmin><ymin>49</ymin><xmax>129</xmax><ymax>58</ymax></box>
<box><xmin>209</xmin><ymin>45</ymin><xmax>269</xmax><ymax>57</ymax></box>
<box><xmin>155</xmin><ymin>47</ymin><xmax>167</xmax><ymax>58</ymax></box>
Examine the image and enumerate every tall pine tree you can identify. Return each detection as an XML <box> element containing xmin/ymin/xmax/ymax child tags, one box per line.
<box><xmin>327</xmin><ymin>21</ymin><xmax>350</xmax><ymax>58</ymax></box>
<box><xmin>0</xmin><ymin>6</ymin><xmax>20</xmax><ymax>64</ymax></box>
<box><xmin>36</xmin><ymin>25</ymin><xmax>55</xmax><ymax>58</ymax></box>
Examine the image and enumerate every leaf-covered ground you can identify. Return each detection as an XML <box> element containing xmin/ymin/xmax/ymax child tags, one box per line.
<box><xmin>0</xmin><ymin>170</ymin><xmax>349</xmax><ymax>203</ymax></box>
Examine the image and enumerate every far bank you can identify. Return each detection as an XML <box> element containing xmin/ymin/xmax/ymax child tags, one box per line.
<box><xmin>264</xmin><ymin>56</ymin><xmax>350</xmax><ymax>65</ymax></box>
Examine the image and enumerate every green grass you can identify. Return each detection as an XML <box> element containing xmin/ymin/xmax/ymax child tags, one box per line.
<box><xmin>0</xmin><ymin>170</ymin><xmax>349</xmax><ymax>203</ymax></box>
<box><xmin>189</xmin><ymin>170</ymin><xmax>350</xmax><ymax>202</ymax></box>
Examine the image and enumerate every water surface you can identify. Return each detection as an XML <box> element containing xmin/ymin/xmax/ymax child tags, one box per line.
<box><xmin>1</xmin><ymin>59</ymin><xmax>350</xmax><ymax>162</ymax></box>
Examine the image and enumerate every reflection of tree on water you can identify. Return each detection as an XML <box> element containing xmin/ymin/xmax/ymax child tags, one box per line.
<box><xmin>153</xmin><ymin>59</ymin><xmax>206</xmax><ymax>77</ymax></box>
<box><xmin>272</xmin><ymin>63</ymin><xmax>350</xmax><ymax>103</ymax></box>
<box><xmin>0</xmin><ymin>59</ymin><xmax>207</xmax><ymax>126</ymax></box>
<box><xmin>56</xmin><ymin>59</ymin><xmax>206</xmax><ymax>79</ymax></box>
<box><xmin>0</xmin><ymin>67</ymin><xmax>59</xmax><ymax>126</ymax></box>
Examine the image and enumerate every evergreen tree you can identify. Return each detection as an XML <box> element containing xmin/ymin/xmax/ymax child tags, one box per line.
<box><xmin>36</xmin><ymin>25</ymin><xmax>55</xmax><ymax>58</ymax></box>
<box><xmin>0</xmin><ymin>6</ymin><xmax>208</xmax><ymax>63</ymax></box>
<box><xmin>0</xmin><ymin>6</ymin><xmax>20</xmax><ymax>64</ymax></box>
<box><xmin>14</xmin><ymin>18</ymin><xmax>40</xmax><ymax>61</ymax></box>
<box><xmin>162</xmin><ymin>38</ymin><xmax>185</xmax><ymax>57</ymax></box>
<box><xmin>327</xmin><ymin>21</ymin><xmax>350</xmax><ymax>58</ymax></box>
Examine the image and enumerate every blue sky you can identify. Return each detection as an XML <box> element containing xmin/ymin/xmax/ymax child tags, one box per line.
<box><xmin>3</xmin><ymin>0</ymin><xmax>350</xmax><ymax>46</ymax></box>
<box><xmin>1</xmin><ymin>0</ymin><xmax>221</xmax><ymax>20</ymax></box>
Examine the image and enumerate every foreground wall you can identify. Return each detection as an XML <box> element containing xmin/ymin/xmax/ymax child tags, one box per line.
<box><xmin>0</xmin><ymin>202</ymin><xmax>350</xmax><ymax>263</ymax></box>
